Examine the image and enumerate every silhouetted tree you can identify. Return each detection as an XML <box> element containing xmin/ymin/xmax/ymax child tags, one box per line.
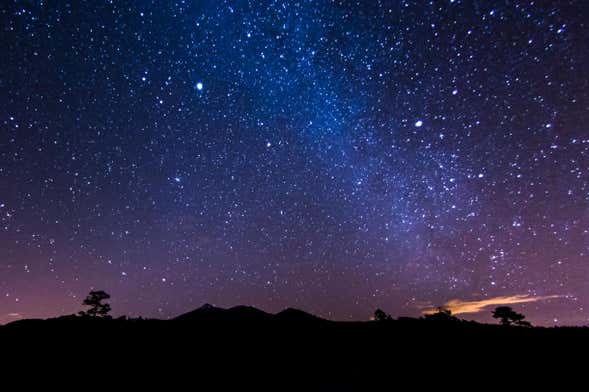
<box><xmin>79</xmin><ymin>290</ymin><xmax>111</xmax><ymax>318</ymax></box>
<box><xmin>492</xmin><ymin>306</ymin><xmax>531</xmax><ymax>327</ymax></box>
<box><xmin>424</xmin><ymin>307</ymin><xmax>458</xmax><ymax>322</ymax></box>
<box><xmin>373</xmin><ymin>308</ymin><xmax>392</xmax><ymax>321</ymax></box>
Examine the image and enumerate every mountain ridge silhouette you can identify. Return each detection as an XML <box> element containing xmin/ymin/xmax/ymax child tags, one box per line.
<box><xmin>1</xmin><ymin>303</ymin><xmax>586</xmax><ymax>388</ymax></box>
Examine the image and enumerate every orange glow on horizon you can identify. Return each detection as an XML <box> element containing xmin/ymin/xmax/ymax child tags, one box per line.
<box><xmin>422</xmin><ymin>294</ymin><xmax>563</xmax><ymax>316</ymax></box>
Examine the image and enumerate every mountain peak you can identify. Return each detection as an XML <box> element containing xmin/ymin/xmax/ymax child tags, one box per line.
<box><xmin>198</xmin><ymin>303</ymin><xmax>218</xmax><ymax>311</ymax></box>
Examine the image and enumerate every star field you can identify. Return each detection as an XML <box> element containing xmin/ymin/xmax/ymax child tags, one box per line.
<box><xmin>1</xmin><ymin>0</ymin><xmax>588</xmax><ymax>325</ymax></box>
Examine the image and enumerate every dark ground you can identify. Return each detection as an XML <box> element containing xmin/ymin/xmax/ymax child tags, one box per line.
<box><xmin>1</xmin><ymin>305</ymin><xmax>586</xmax><ymax>389</ymax></box>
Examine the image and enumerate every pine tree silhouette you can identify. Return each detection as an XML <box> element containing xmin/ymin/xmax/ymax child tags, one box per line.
<box><xmin>492</xmin><ymin>306</ymin><xmax>531</xmax><ymax>327</ymax></box>
<box><xmin>79</xmin><ymin>290</ymin><xmax>112</xmax><ymax>318</ymax></box>
<box><xmin>373</xmin><ymin>308</ymin><xmax>392</xmax><ymax>321</ymax></box>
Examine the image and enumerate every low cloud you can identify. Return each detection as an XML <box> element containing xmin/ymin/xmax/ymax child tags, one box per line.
<box><xmin>422</xmin><ymin>294</ymin><xmax>562</xmax><ymax>315</ymax></box>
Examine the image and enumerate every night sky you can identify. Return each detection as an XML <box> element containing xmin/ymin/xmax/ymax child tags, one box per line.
<box><xmin>1</xmin><ymin>0</ymin><xmax>588</xmax><ymax>326</ymax></box>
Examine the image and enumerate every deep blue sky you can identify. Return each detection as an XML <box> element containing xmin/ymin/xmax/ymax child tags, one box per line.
<box><xmin>1</xmin><ymin>0</ymin><xmax>588</xmax><ymax>325</ymax></box>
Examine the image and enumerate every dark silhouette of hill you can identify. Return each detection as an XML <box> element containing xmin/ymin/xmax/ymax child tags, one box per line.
<box><xmin>1</xmin><ymin>305</ymin><xmax>587</xmax><ymax>389</ymax></box>
<box><xmin>274</xmin><ymin>307</ymin><xmax>329</xmax><ymax>323</ymax></box>
<box><xmin>173</xmin><ymin>303</ymin><xmax>275</xmax><ymax>323</ymax></box>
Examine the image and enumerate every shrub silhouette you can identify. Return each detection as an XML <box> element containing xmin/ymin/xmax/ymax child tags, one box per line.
<box><xmin>373</xmin><ymin>308</ymin><xmax>392</xmax><ymax>321</ymax></box>
<box><xmin>424</xmin><ymin>307</ymin><xmax>458</xmax><ymax>322</ymax></box>
<box><xmin>492</xmin><ymin>306</ymin><xmax>531</xmax><ymax>327</ymax></box>
<box><xmin>79</xmin><ymin>290</ymin><xmax>112</xmax><ymax>318</ymax></box>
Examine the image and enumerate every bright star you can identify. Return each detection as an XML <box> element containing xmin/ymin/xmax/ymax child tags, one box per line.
<box><xmin>415</xmin><ymin>120</ymin><xmax>423</xmax><ymax>127</ymax></box>
<box><xmin>196</xmin><ymin>82</ymin><xmax>203</xmax><ymax>91</ymax></box>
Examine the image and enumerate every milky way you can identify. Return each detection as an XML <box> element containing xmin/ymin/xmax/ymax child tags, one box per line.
<box><xmin>1</xmin><ymin>1</ymin><xmax>588</xmax><ymax>325</ymax></box>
